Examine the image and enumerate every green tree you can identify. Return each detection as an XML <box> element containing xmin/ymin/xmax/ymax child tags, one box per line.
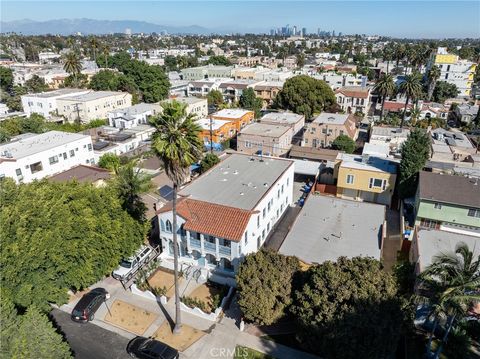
<box><xmin>0</xmin><ymin>179</ymin><xmax>145</xmax><ymax>311</ymax></box>
<box><xmin>237</xmin><ymin>250</ymin><xmax>300</xmax><ymax>325</ymax></box>
<box><xmin>89</xmin><ymin>36</ymin><xmax>99</xmax><ymax>63</ymax></box>
<box><xmin>150</xmin><ymin>101</ymin><xmax>202</xmax><ymax>333</ymax></box>
<box><xmin>373</xmin><ymin>73</ymin><xmax>395</xmax><ymax>121</ymax></box>
<box><xmin>88</xmin><ymin>70</ymin><xmax>120</xmax><ymax>90</ymax></box>
<box><xmin>296</xmin><ymin>53</ymin><xmax>305</xmax><ymax>68</ymax></box>
<box><xmin>397</xmin><ymin>128</ymin><xmax>430</xmax><ymax>199</ymax></box>
<box><xmin>114</xmin><ymin>161</ymin><xmax>152</xmax><ymax>222</ymax></box>
<box><xmin>7</xmin><ymin>305</ymin><xmax>72</xmax><ymax>359</ymax></box>
<box><xmin>432</xmin><ymin>81</ymin><xmax>459</xmax><ymax>103</ymax></box>
<box><xmin>331</xmin><ymin>134</ymin><xmax>356</xmax><ymax>153</ymax></box>
<box><xmin>398</xmin><ymin>72</ymin><xmax>423</xmax><ymax>128</ymax></box>
<box><xmin>62</xmin><ymin>51</ymin><xmax>83</xmax><ymax>79</ymax></box>
<box><xmin>206</xmin><ymin>89</ymin><xmax>224</xmax><ymax>107</ymax></box>
<box><xmin>98</xmin><ymin>153</ymin><xmax>121</xmax><ymax>172</ymax></box>
<box><xmin>24</xmin><ymin>75</ymin><xmax>49</xmax><ymax>93</ymax></box>
<box><xmin>200</xmin><ymin>153</ymin><xmax>220</xmax><ymax>173</ymax></box>
<box><xmin>63</xmin><ymin>73</ymin><xmax>88</xmax><ymax>88</ymax></box>
<box><xmin>206</xmin><ymin>56</ymin><xmax>231</xmax><ymax>66</ymax></box>
<box><xmin>239</xmin><ymin>88</ymin><xmax>263</xmax><ymax>117</ymax></box>
<box><xmin>426</xmin><ymin>65</ymin><xmax>441</xmax><ymax>101</ymax></box>
<box><xmin>418</xmin><ymin>242</ymin><xmax>480</xmax><ymax>359</ymax></box>
<box><xmin>291</xmin><ymin>257</ymin><xmax>403</xmax><ymax>359</ymax></box>
<box><xmin>274</xmin><ymin>75</ymin><xmax>336</xmax><ymax>119</ymax></box>
<box><xmin>0</xmin><ymin>66</ymin><xmax>14</xmax><ymax>91</ymax></box>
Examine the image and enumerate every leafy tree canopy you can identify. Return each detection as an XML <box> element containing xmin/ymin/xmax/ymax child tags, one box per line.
<box><xmin>398</xmin><ymin>128</ymin><xmax>430</xmax><ymax>198</ymax></box>
<box><xmin>331</xmin><ymin>134</ymin><xmax>356</xmax><ymax>153</ymax></box>
<box><xmin>98</xmin><ymin>153</ymin><xmax>121</xmax><ymax>172</ymax></box>
<box><xmin>200</xmin><ymin>153</ymin><xmax>220</xmax><ymax>173</ymax></box>
<box><xmin>206</xmin><ymin>56</ymin><xmax>231</xmax><ymax>66</ymax></box>
<box><xmin>206</xmin><ymin>89</ymin><xmax>224</xmax><ymax>107</ymax></box>
<box><xmin>273</xmin><ymin>75</ymin><xmax>336</xmax><ymax>119</ymax></box>
<box><xmin>291</xmin><ymin>257</ymin><xmax>403</xmax><ymax>359</ymax></box>
<box><xmin>0</xmin><ymin>66</ymin><xmax>14</xmax><ymax>91</ymax></box>
<box><xmin>0</xmin><ymin>179</ymin><xmax>146</xmax><ymax>311</ymax></box>
<box><xmin>239</xmin><ymin>88</ymin><xmax>263</xmax><ymax>118</ymax></box>
<box><xmin>24</xmin><ymin>75</ymin><xmax>49</xmax><ymax>93</ymax></box>
<box><xmin>237</xmin><ymin>250</ymin><xmax>300</xmax><ymax>325</ymax></box>
<box><xmin>432</xmin><ymin>81</ymin><xmax>459</xmax><ymax>103</ymax></box>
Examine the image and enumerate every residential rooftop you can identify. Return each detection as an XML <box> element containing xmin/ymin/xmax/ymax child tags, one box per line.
<box><xmin>179</xmin><ymin>154</ymin><xmax>293</xmax><ymax>210</ymax></box>
<box><xmin>431</xmin><ymin>128</ymin><xmax>474</xmax><ymax>149</ymax></box>
<box><xmin>48</xmin><ymin>165</ymin><xmax>111</xmax><ymax>184</ymax></box>
<box><xmin>23</xmin><ymin>88</ymin><xmax>88</xmax><ymax>99</ymax></box>
<box><xmin>211</xmin><ymin>109</ymin><xmax>253</xmax><ymax>119</ymax></box>
<box><xmin>109</xmin><ymin>103</ymin><xmax>160</xmax><ymax>118</ymax></box>
<box><xmin>289</xmin><ymin>145</ymin><xmax>341</xmax><ymax>162</ymax></box>
<box><xmin>239</xmin><ymin>123</ymin><xmax>290</xmax><ymax>137</ymax></box>
<box><xmin>196</xmin><ymin>118</ymin><xmax>231</xmax><ymax>131</ymax></box>
<box><xmin>279</xmin><ymin>195</ymin><xmax>385</xmax><ymax>263</ymax></box>
<box><xmin>260</xmin><ymin>112</ymin><xmax>304</xmax><ymax>125</ymax></box>
<box><xmin>0</xmin><ymin>131</ymin><xmax>90</xmax><ymax>160</ymax></box>
<box><xmin>312</xmin><ymin>112</ymin><xmax>351</xmax><ymax>125</ymax></box>
<box><xmin>370</xmin><ymin>126</ymin><xmax>410</xmax><ymax>139</ymax></box>
<box><xmin>165</xmin><ymin>97</ymin><xmax>207</xmax><ymax>105</ymax></box>
<box><xmin>58</xmin><ymin>91</ymin><xmax>129</xmax><ymax>102</ymax></box>
<box><xmin>337</xmin><ymin>153</ymin><xmax>398</xmax><ymax>174</ymax></box>
<box><xmin>418</xmin><ymin>171</ymin><xmax>480</xmax><ymax>208</ymax></box>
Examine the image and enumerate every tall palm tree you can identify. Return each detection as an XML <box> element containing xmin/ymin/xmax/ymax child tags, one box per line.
<box><xmin>374</xmin><ymin>74</ymin><xmax>396</xmax><ymax>121</ymax></box>
<box><xmin>383</xmin><ymin>46</ymin><xmax>394</xmax><ymax>74</ymax></box>
<box><xmin>103</xmin><ymin>45</ymin><xmax>111</xmax><ymax>68</ymax></box>
<box><xmin>62</xmin><ymin>51</ymin><xmax>82</xmax><ymax>82</ymax></box>
<box><xmin>150</xmin><ymin>101</ymin><xmax>202</xmax><ymax>334</ymax></box>
<box><xmin>89</xmin><ymin>36</ymin><xmax>99</xmax><ymax>64</ymax></box>
<box><xmin>398</xmin><ymin>72</ymin><xmax>423</xmax><ymax>128</ymax></box>
<box><xmin>417</xmin><ymin>242</ymin><xmax>480</xmax><ymax>359</ymax></box>
<box><xmin>427</xmin><ymin>65</ymin><xmax>441</xmax><ymax>101</ymax></box>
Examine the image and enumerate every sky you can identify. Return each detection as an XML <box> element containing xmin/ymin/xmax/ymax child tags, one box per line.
<box><xmin>1</xmin><ymin>1</ymin><xmax>480</xmax><ymax>38</ymax></box>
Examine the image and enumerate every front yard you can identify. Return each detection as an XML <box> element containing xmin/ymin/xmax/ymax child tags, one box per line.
<box><xmin>147</xmin><ymin>268</ymin><xmax>184</xmax><ymax>299</ymax></box>
<box><xmin>103</xmin><ymin>299</ymin><xmax>158</xmax><ymax>335</ymax></box>
<box><xmin>182</xmin><ymin>281</ymin><xmax>229</xmax><ymax>313</ymax></box>
<box><xmin>153</xmin><ymin>322</ymin><xmax>205</xmax><ymax>352</ymax></box>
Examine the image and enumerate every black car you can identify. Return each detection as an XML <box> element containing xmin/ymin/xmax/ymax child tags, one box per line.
<box><xmin>127</xmin><ymin>337</ymin><xmax>179</xmax><ymax>359</ymax></box>
<box><xmin>71</xmin><ymin>288</ymin><xmax>110</xmax><ymax>323</ymax></box>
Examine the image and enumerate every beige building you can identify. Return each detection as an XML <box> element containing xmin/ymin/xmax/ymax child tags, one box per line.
<box><xmin>303</xmin><ymin>113</ymin><xmax>357</xmax><ymax>148</ymax></box>
<box><xmin>57</xmin><ymin>91</ymin><xmax>132</xmax><ymax>123</ymax></box>
<box><xmin>237</xmin><ymin>123</ymin><xmax>293</xmax><ymax>157</ymax></box>
<box><xmin>335</xmin><ymin>86</ymin><xmax>371</xmax><ymax>115</ymax></box>
<box><xmin>260</xmin><ymin>112</ymin><xmax>305</xmax><ymax>136</ymax></box>
<box><xmin>163</xmin><ymin>97</ymin><xmax>208</xmax><ymax>118</ymax></box>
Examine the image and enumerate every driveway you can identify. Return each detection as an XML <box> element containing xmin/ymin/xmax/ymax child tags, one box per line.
<box><xmin>51</xmin><ymin>309</ymin><xmax>132</xmax><ymax>359</ymax></box>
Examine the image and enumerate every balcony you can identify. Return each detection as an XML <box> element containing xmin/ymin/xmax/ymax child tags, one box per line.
<box><xmin>204</xmin><ymin>241</ymin><xmax>216</xmax><ymax>252</ymax></box>
<box><xmin>219</xmin><ymin>245</ymin><xmax>231</xmax><ymax>257</ymax></box>
<box><xmin>190</xmin><ymin>238</ymin><xmax>201</xmax><ymax>249</ymax></box>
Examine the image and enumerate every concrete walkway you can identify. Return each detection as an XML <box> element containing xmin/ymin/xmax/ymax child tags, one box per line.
<box><xmin>382</xmin><ymin>208</ymin><xmax>402</xmax><ymax>271</ymax></box>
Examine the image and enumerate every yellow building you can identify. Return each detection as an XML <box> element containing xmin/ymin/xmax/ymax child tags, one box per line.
<box><xmin>335</xmin><ymin>153</ymin><xmax>397</xmax><ymax>207</ymax></box>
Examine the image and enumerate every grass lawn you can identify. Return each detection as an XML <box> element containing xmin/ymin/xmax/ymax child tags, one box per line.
<box><xmin>153</xmin><ymin>322</ymin><xmax>205</xmax><ymax>352</ymax></box>
<box><xmin>234</xmin><ymin>346</ymin><xmax>273</xmax><ymax>359</ymax></box>
<box><xmin>103</xmin><ymin>300</ymin><xmax>158</xmax><ymax>335</ymax></box>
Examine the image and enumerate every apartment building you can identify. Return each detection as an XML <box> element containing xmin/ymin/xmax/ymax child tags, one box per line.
<box><xmin>369</xmin><ymin>126</ymin><xmax>410</xmax><ymax>157</ymax></box>
<box><xmin>314</xmin><ymin>73</ymin><xmax>367</xmax><ymax>90</ymax></box>
<box><xmin>454</xmin><ymin>104</ymin><xmax>479</xmax><ymax>124</ymax></box>
<box><xmin>156</xmin><ymin>154</ymin><xmax>294</xmax><ymax>284</ymax></box>
<box><xmin>21</xmin><ymin>88</ymin><xmax>90</xmax><ymax>119</ymax></box>
<box><xmin>181</xmin><ymin>65</ymin><xmax>233</xmax><ymax>81</ymax></box>
<box><xmin>57</xmin><ymin>91</ymin><xmax>132</xmax><ymax>123</ymax></box>
<box><xmin>254</xmin><ymin>82</ymin><xmax>284</xmax><ymax>106</ymax></box>
<box><xmin>210</xmin><ymin>109</ymin><xmax>255</xmax><ymax>132</ymax></box>
<box><xmin>335</xmin><ymin>86</ymin><xmax>371</xmax><ymax>115</ymax></box>
<box><xmin>414</xmin><ymin>171</ymin><xmax>480</xmax><ymax>237</ymax></box>
<box><xmin>163</xmin><ymin>97</ymin><xmax>208</xmax><ymax>118</ymax></box>
<box><xmin>260</xmin><ymin>112</ymin><xmax>305</xmax><ymax>136</ymax></box>
<box><xmin>429</xmin><ymin>128</ymin><xmax>477</xmax><ymax>167</ymax></box>
<box><xmin>218</xmin><ymin>80</ymin><xmax>264</xmax><ymax>103</ymax></box>
<box><xmin>107</xmin><ymin>103</ymin><xmax>162</xmax><ymax>129</ymax></box>
<box><xmin>186</xmin><ymin>79</ymin><xmax>223</xmax><ymax>97</ymax></box>
<box><xmin>196</xmin><ymin>118</ymin><xmax>236</xmax><ymax>145</ymax></box>
<box><xmin>426</xmin><ymin>47</ymin><xmax>477</xmax><ymax>97</ymax></box>
<box><xmin>303</xmin><ymin>113</ymin><xmax>357</xmax><ymax>148</ymax></box>
<box><xmin>0</xmin><ymin>131</ymin><xmax>94</xmax><ymax>183</ymax></box>
<box><xmin>237</xmin><ymin>123</ymin><xmax>293</xmax><ymax>157</ymax></box>
<box><xmin>335</xmin><ymin>153</ymin><xmax>398</xmax><ymax>207</ymax></box>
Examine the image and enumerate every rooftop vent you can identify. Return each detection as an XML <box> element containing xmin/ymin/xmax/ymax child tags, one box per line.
<box><xmin>263</xmin><ymin>183</ymin><xmax>268</xmax><ymax>187</ymax></box>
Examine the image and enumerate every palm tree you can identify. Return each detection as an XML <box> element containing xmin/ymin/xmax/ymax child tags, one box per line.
<box><xmin>103</xmin><ymin>45</ymin><xmax>111</xmax><ymax>68</ymax></box>
<box><xmin>398</xmin><ymin>72</ymin><xmax>423</xmax><ymax>128</ymax></box>
<box><xmin>418</xmin><ymin>242</ymin><xmax>480</xmax><ymax>359</ymax></box>
<box><xmin>150</xmin><ymin>101</ymin><xmax>202</xmax><ymax>334</ymax></box>
<box><xmin>427</xmin><ymin>65</ymin><xmax>441</xmax><ymax>101</ymax></box>
<box><xmin>62</xmin><ymin>51</ymin><xmax>82</xmax><ymax>83</ymax></box>
<box><xmin>89</xmin><ymin>36</ymin><xmax>99</xmax><ymax>64</ymax></box>
<box><xmin>374</xmin><ymin>74</ymin><xmax>396</xmax><ymax>121</ymax></box>
<box><xmin>114</xmin><ymin>161</ymin><xmax>153</xmax><ymax>223</ymax></box>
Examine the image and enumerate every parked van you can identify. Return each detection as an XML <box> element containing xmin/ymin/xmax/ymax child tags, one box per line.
<box><xmin>112</xmin><ymin>245</ymin><xmax>153</xmax><ymax>281</ymax></box>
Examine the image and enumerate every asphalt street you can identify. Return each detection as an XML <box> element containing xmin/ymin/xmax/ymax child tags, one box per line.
<box><xmin>51</xmin><ymin>309</ymin><xmax>132</xmax><ymax>359</ymax></box>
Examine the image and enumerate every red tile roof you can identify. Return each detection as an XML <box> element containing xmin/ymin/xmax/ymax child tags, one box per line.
<box><xmin>383</xmin><ymin>101</ymin><xmax>411</xmax><ymax>112</ymax></box>
<box><xmin>335</xmin><ymin>87</ymin><xmax>370</xmax><ymax>99</ymax></box>
<box><xmin>157</xmin><ymin>198</ymin><xmax>254</xmax><ymax>242</ymax></box>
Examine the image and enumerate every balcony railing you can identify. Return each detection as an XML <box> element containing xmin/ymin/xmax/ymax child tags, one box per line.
<box><xmin>219</xmin><ymin>245</ymin><xmax>231</xmax><ymax>256</ymax></box>
<box><xmin>204</xmin><ymin>241</ymin><xmax>216</xmax><ymax>252</ymax></box>
<box><xmin>190</xmin><ymin>239</ymin><xmax>201</xmax><ymax>249</ymax></box>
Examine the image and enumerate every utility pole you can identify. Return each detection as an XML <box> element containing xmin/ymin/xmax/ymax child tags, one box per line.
<box><xmin>209</xmin><ymin>117</ymin><xmax>213</xmax><ymax>154</ymax></box>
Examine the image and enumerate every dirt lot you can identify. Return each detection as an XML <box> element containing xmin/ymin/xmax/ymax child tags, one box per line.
<box><xmin>148</xmin><ymin>269</ymin><xmax>184</xmax><ymax>299</ymax></box>
<box><xmin>104</xmin><ymin>300</ymin><xmax>158</xmax><ymax>335</ymax></box>
<box><xmin>153</xmin><ymin>322</ymin><xmax>205</xmax><ymax>352</ymax></box>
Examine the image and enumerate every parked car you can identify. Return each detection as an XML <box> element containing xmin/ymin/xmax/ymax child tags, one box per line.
<box><xmin>112</xmin><ymin>245</ymin><xmax>153</xmax><ymax>281</ymax></box>
<box><xmin>127</xmin><ymin>337</ymin><xmax>179</xmax><ymax>359</ymax></box>
<box><xmin>71</xmin><ymin>288</ymin><xmax>109</xmax><ymax>323</ymax></box>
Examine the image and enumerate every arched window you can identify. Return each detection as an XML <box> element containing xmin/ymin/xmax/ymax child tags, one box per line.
<box><xmin>165</xmin><ymin>220</ymin><xmax>172</xmax><ymax>233</ymax></box>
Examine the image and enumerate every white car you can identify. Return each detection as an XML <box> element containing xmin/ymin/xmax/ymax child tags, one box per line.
<box><xmin>112</xmin><ymin>245</ymin><xmax>153</xmax><ymax>280</ymax></box>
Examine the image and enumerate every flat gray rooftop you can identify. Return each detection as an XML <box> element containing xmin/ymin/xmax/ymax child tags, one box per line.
<box><xmin>260</xmin><ymin>112</ymin><xmax>304</xmax><ymax>125</ymax></box>
<box><xmin>313</xmin><ymin>112</ymin><xmax>350</xmax><ymax>125</ymax></box>
<box><xmin>59</xmin><ymin>91</ymin><xmax>128</xmax><ymax>102</ymax></box>
<box><xmin>279</xmin><ymin>195</ymin><xmax>385</xmax><ymax>264</ymax></box>
<box><xmin>179</xmin><ymin>154</ymin><xmax>293</xmax><ymax>210</ymax></box>
<box><xmin>25</xmin><ymin>88</ymin><xmax>88</xmax><ymax>99</ymax></box>
<box><xmin>416</xmin><ymin>229</ymin><xmax>480</xmax><ymax>271</ymax></box>
<box><xmin>0</xmin><ymin>131</ymin><xmax>90</xmax><ymax>159</ymax></box>
<box><xmin>239</xmin><ymin>123</ymin><xmax>290</xmax><ymax>137</ymax></box>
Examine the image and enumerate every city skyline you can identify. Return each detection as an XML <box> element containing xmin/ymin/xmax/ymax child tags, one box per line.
<box><xmin>1</xmin><ymin>1</ymin><xmax>479</xmax><ymax>38</ymax></box>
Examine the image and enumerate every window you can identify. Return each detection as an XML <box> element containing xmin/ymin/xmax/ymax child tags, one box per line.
<box><xmin>87</xmin><ymin>144</ymin><xmax>92</xmax><ymax>151</ymax></box>
<box><xmin>69</xmin><ymin>150</ymin><xmax>75</xmax><ymax>157</ymax></box>
<box><xmin>369</xmin><ymin>178</ymin><xmax>385</xmax><ymax>189</ymax></box>
<box><xmin>281</xmin><ymin>184</ymin><xmax>284</xmax><ymax>194</ymax></box>
<box><xmin>257</xmin><ymin>216</ymin><xmax>260</xmax><ymax>228</ymax></box>
<box><xmin>207</xmin><ymin>235</ymin><xmax>215</xmax><ymax>243</ymax></box>
<box><xmin>277</xmin><ymin>189</ymin><xmax>280</xmax><ymax>199</ymax></box>
<box><xmin>434</xmin><ymin>203</ymin><xmax>442</xmax><ymax>210</ymax></box>
<box><xmin>262</xmin><ymin>208</ymin><xmax>266</xmax><ymax>218</ymax></box>
<box><xmin>467</xmin><ymin>209</ymin><xmax>480</xmax><ymax>218</ymax></box>
<box><xmin>244</xmin><ymin>231</ymin><xmax>248</xmax><ymax>245</ymax></box>
<box><xmin>267</xmin><ymin>201</ymin><xmax>271</xmax><ymax>212</ymax></box>
<box><xmin>49</xmin><ymin>156</ymin><xmax>59</xmax><ymax>165</ymax></box>
<box><xmin>346</xmin><ymin>174</ymin><xmax>354</xmax><ymax>184</ymax></box>
<box><xmin>165</xmin><ymin>220</ymin><xmax>172</xmax><ymax>232</ymax></box>
<box><xmin>15</xmin><ymin>168</ymin><xmax>22</xmax><ymax>177</ymax></box>
<box><xmin>30</xmin><ymin>162</ymin><xmax>43</xmax><ymax>174</ymax></box>
<box><xmin>63</xmin><ymin>152</ymin><xmax>67</xmax><ymax>160</ymax></box>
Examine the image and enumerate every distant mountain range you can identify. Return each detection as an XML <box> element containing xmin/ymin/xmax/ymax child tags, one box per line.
<box><xmin>0</xmin><ymin>18</ymin><xmax>219</xmax><ymax>35</ymax></box>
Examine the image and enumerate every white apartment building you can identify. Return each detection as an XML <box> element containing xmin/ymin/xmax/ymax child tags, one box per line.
<box><xmin>157</xmin><ymin>154</ymin><xmax>294</xmax><ymax>285</ymax></box>
<box><xmin>21</xmin><ymin>88</ymin><xmax>90</xmax><ymax>119</ymax></box>
<box><xmin>107</xmin><ymin>103</ymin><xmax>162</xmax><ymax>129</ymax></box>
<box><xmin>335</xmin><ymin>86</ymin><xmax>371</xmax><ymax>115</ymax></box>
<box><xmin>181</xmin><ymin>65</ymin><xmax>234</xmax><ymax>81</ymax></box>
<box><xmin>187</xmin><ymin>79</ymin><xmax>224</xmax><ymax>97</ymax></box>
<box><xmin>426</xmin><ymin>47</ymin><xmax>477</xmax><ymax>97</ymax></box>
<box><xmin>313</xmin><ymin>73</ymin><xmax>367</xmax><ymax>90</ymax></box>
<box><xmin>163</xmin><ymin>97</ymin><xmax>208</xmax><ymax>118</ymax></box>
<box><xmin>0</xmin><ymin>131</ymin><xmax>94</xmax><ymax>183</ymax></box>
<box><xmin>57</xmin><ymin>91</ymin><xmax>132</xmax><ymax>123</ymax></box>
